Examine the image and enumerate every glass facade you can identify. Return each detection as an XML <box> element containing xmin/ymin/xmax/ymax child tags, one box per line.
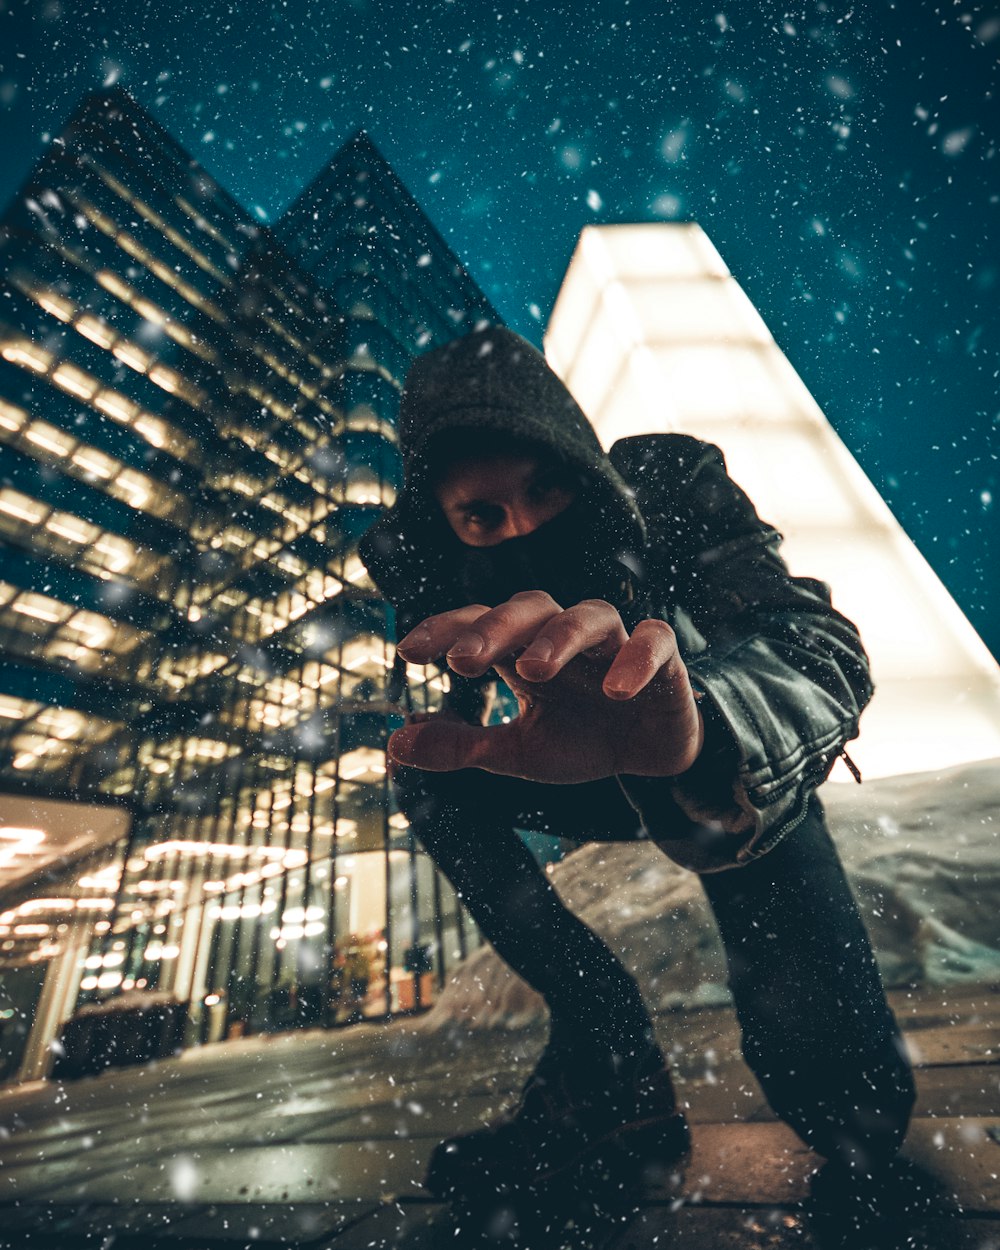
<box><xmin>0</xmin><ymin>87</ymin><xmax>500</xmax><ymax>1079</ymax></box>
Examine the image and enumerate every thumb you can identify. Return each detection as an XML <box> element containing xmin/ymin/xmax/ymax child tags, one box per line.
<box><xmin>388</xmin><ymin>719</ymin><xmax>522</xmax><ymax>775</ymax></box>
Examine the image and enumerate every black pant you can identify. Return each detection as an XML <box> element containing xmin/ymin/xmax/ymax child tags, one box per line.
<box><xmin>396</xmin><ymin>766</ymin><xmax>916</xmax><ymax>1170</ymax></box>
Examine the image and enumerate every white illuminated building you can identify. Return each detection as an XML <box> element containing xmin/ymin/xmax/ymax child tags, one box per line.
<box><xmin>545</xmin><ymin>223</ymin><xmax>1000</xmax><ymax>779</ymax></box>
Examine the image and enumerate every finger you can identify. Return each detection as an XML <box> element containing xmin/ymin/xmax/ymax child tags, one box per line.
<box><xmin>388</xmin><ymin>718</ymin><xmax>524</xmax><ymax>776</ymax></box>
<box><xmin>396</xmin><ymin>605</ymin><xmax>493</xmax><ymax>663</ymax></box>
<box><xmin>514</xmin><ymin>598</ymin><xmax>629</xmax><ymax>681</ymax></box>
<box><xmin>443</xmin><ymin>590</ymin><xmax>564</xmax><ymax>677</ymax></box>
<box><xmin>602</xmin><ymin>619</ymin><xmax>686</xmax><ymax>700</ymax></box>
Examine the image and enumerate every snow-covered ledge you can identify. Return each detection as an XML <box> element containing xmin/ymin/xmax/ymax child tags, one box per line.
<box><xmin>421</xmin><ymin>760</ymin><xmax>1000</xmax><ymax>1034</ymax></box>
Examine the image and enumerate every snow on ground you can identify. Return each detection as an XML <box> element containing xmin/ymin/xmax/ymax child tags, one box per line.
<box><xmin>421</xmin><ymin>760</ymin><xmax>1000</xmax><ymax>1034</ymax></box>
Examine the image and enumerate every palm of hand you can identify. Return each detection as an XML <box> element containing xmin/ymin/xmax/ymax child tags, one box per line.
<box><xmin>485</xmin><ymin>653</ymin><xmax>696</xmax><ymax>782</ymax></box>
<box><xmin>390</xmin><ymin>592</ymin><xmax>704</xmax><ymax>783</ymax></box>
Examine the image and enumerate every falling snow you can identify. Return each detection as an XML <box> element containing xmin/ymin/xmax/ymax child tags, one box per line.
<box><xmin>0</xmin><ymin>10</ymin><xmax>996</xmax><ymax>1237</ymax></box>
<box><xmin>0</xmin><ymin>0</ymin><xmax>992</xmax><ymax>646</ymax></box>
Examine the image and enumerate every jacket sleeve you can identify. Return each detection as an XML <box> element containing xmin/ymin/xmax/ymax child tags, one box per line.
<box><xmin>610</xmin><ymin>435</ymin><xmax>873</xmax><ymax>871</ymax></box>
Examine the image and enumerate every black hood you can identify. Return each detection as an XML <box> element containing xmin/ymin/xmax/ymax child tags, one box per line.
<box><xmin>358</xmin><ymin>326</ymin><xmax>646</xmax><ymax>630</ymax></box>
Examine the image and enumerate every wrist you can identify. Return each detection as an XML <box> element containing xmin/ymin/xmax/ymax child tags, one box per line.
<box><xmin>616</xmin><ymin>694</ymin><xmax>706</xmax><ymax>779</ymax></box>
<box><xmin>683</xmin><ymin>700</ymin><xmax>706</xmax><ymax>775</ymax></box>
<box><xmin>671</xmin><ymin>691</ymin><xmax>738</xmax><ymax>788</ymax></box>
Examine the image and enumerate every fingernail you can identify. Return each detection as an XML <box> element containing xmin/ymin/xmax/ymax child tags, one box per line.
<box><xmin>388</xmin><ymin>725</ymin><xmax>417</xmax><ymax>756</ymax></box>
<box><xmin>519</xmin><ymin>639</ymin><xmax>554</xmax><ymax>664</ymax></box>
<box><xmin>447</xmin><ymin>634</ymin><xmax>484</xmax><ymax>658</ymax></box>
<box><xmin>398</xmin><ymin>627</ymin><xmax>431</xmax><ymax>655</ymax></box>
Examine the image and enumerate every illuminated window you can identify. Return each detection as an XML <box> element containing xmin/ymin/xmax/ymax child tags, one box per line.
<box><xmin>341</xmin><ymin>634</ymin><xmax>393</xmax><ymax>674</ymax></box>
<box><xmin>340</xmin><ymin>551</ymin><xmax>375</xmax><ymax>588</ymax></box>
<box><xmin>36</xmin><ymin>291</ymin><xmax>75</xmax><ymax>322</ymax></box>
<box><xmin>0</xmin><ymin>399</ymin><xmax>27</xmax><ymax>434</ymax></box>
<box><xmin>1</xmin><ymin>330</ymin><xmax>196</xmax><ymax>462</ymax></box>
<box><xmin>10</xmin><ymin>405</ymin><xmax>193</xmax><ymax>523</ymax></box>
<box><xmin>344</xmin><ymin>407</ymin><xmax>398</xmax><ymax>443</ymax></box>
<box><xmin>76</xmin><ymin>314</ymin><xmax>116</xmax><ymax>349</ymax></box>
<box><xmin>92</xmin><ymin>390</ymin><xmax>137</xmax><ymax>423</ymax></box>
<box><xmin>111</xmin><ymin>340</ymin><xmax>151</xmax><ymax>372</ymax></box>
<box><xmin>24</xmin><ymin>421</ymin><xmax>74</xmax><ymax>457</ymax></box>
<box><xmin>338</xmin><ymin>747</ymin><xmax>387</xmax><ymax>783</ymax></box>
<box><xmin>0</xmin><ymin>489</ymin><xmax>48</xmax><ymax>526</ymax></box>
<box><xmin>46</xmin><ymin>511</ymin><xmax>99</xmax><ymax>545</ymax></box>
<box><xmin>71</xmin><ymin>445</ymin><xmax>116</xmax><ymax>478</ymax></box>
<box><xmin>1</xmin><ymin>339</ymin><xmax>51</xmax><ymax>373</ymax></box>
<box><xmin>343</xmin><ymin>468</ymin><xmax>395</xmax><ymax>507</ymax></box>
<box><xmin>66</xmin><ymin>191</ymin><xmax>227</xmax><ymax>324</ymax></box>
<box><xmin>174</xmin><ymin>193</ymin><xmax>238</xmax><ymax>253</ymax></box>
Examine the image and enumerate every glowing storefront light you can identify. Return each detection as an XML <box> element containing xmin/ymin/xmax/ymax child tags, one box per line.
<box><xmin>338</xmin><ymin>746</ymin><xmax>388</xmax><ymax>782</ymax></box>
<box><xmin>0</xmin><ymin>827</ymin><xmax>46</xmax><ymax>855</ymax></box>
<box><xmin>545</xmin><ymin>223</ymin><xmax>1000</xmax><ymax>778</ymax></box>
<box><xmin>13</xmin><ymin>897</ymin><xmax>74</xmax><ymax>914</ymax></box>
<box><xmin>143</xmin><ymin>839</ymin><xmax>296</xmax><ymax>862</ymax></box>
<box><xmin>341</xmin><ymin>635</ymin><xmax>393</xmax><ymax>672</ymax></box>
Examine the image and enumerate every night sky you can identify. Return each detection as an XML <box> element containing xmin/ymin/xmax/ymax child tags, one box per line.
<box><xmin>3</xmin><ymin>0</ymin><xmax>998</xmax><ymax>658</ymax></box>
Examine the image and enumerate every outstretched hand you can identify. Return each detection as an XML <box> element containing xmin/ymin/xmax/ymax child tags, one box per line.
<box><xmin>389</xmin><ymin>591</ymin><xmax>704</xmax><ymax>784</ymax></box>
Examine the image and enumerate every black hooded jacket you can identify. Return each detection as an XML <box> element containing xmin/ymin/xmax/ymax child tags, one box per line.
<box><xmin>359</xmin><ymin>327</ymin><xmax>873</xmax><ymax>871</ymax></box>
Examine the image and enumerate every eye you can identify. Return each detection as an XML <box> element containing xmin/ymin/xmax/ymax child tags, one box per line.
<box><xmin>460</xmin><ymin>504</ymin><xmax>504</xmax><ymax>530</ymax></box>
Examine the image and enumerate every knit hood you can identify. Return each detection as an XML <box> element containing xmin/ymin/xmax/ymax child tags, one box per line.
<box><xmin>358</xmin><ymin>326</ymin><xmax>646</xmax><ymax>631</ymax></box>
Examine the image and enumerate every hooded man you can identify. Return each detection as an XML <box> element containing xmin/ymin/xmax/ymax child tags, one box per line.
<box><xmin>358</xmin><ymin>325</ymin><xmax>915</xmax><ymax>1200</ymax></box>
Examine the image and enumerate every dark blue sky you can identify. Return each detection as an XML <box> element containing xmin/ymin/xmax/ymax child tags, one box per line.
<box><xmin>3</xmin><ymin>0</ymin><xmax>998</xmax><ymax>657</ymax></box>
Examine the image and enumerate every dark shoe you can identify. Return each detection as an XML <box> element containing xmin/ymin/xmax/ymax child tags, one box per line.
<box><xmin>806</xmin><ymin>1155</ymin><xmax>951</xmax><ymax>1250</ymax></box>
<box><xmin>423</xmin><ymin>1043</ymin><xmax>690</xmax><ymax>1201</ymax></box>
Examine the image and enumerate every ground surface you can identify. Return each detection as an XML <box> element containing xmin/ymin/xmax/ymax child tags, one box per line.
<box><xmin>0</xmin><ymin>984</ymin><xmax>998</xmax><ymax>1248</ymax></box>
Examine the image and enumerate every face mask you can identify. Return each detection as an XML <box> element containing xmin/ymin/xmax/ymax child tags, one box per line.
<box><xmin>453</xmin><ymin>498</ymin><xmax>636</xmax><ymax>611</ymax></box>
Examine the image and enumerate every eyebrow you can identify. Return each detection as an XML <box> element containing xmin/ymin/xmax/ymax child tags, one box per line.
<box><xmin>452</xmin><ymin>498</ymin><xmax>502</xmax><ymax>514</ymax></box>
<box><xmin>449</xmin><ymin>464</ymin><xmax>561</xmax><ymax>510</ymax></box>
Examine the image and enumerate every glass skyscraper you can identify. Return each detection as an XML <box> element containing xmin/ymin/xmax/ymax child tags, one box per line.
<box><xmin>0</xmin><ymin>87</ymin><xmax>500</xmax><ymax>1080</ymax></box>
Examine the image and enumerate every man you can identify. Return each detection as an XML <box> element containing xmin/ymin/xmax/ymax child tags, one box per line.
<box><xmin>358</xmin><ymin>325</ymin><xmax>915</xmax><ymax>1200</ymax></box>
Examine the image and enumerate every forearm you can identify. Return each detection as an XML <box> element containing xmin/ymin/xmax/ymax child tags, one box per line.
<box><xmin>610</xmin><ymin>435</ymin><xmax>872</xmax><ymax>869</ymax></box>
<box><xmin>617</xmin><ymin>598</ymin><xmax>871</xmax><ymax>870</ymax></box>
